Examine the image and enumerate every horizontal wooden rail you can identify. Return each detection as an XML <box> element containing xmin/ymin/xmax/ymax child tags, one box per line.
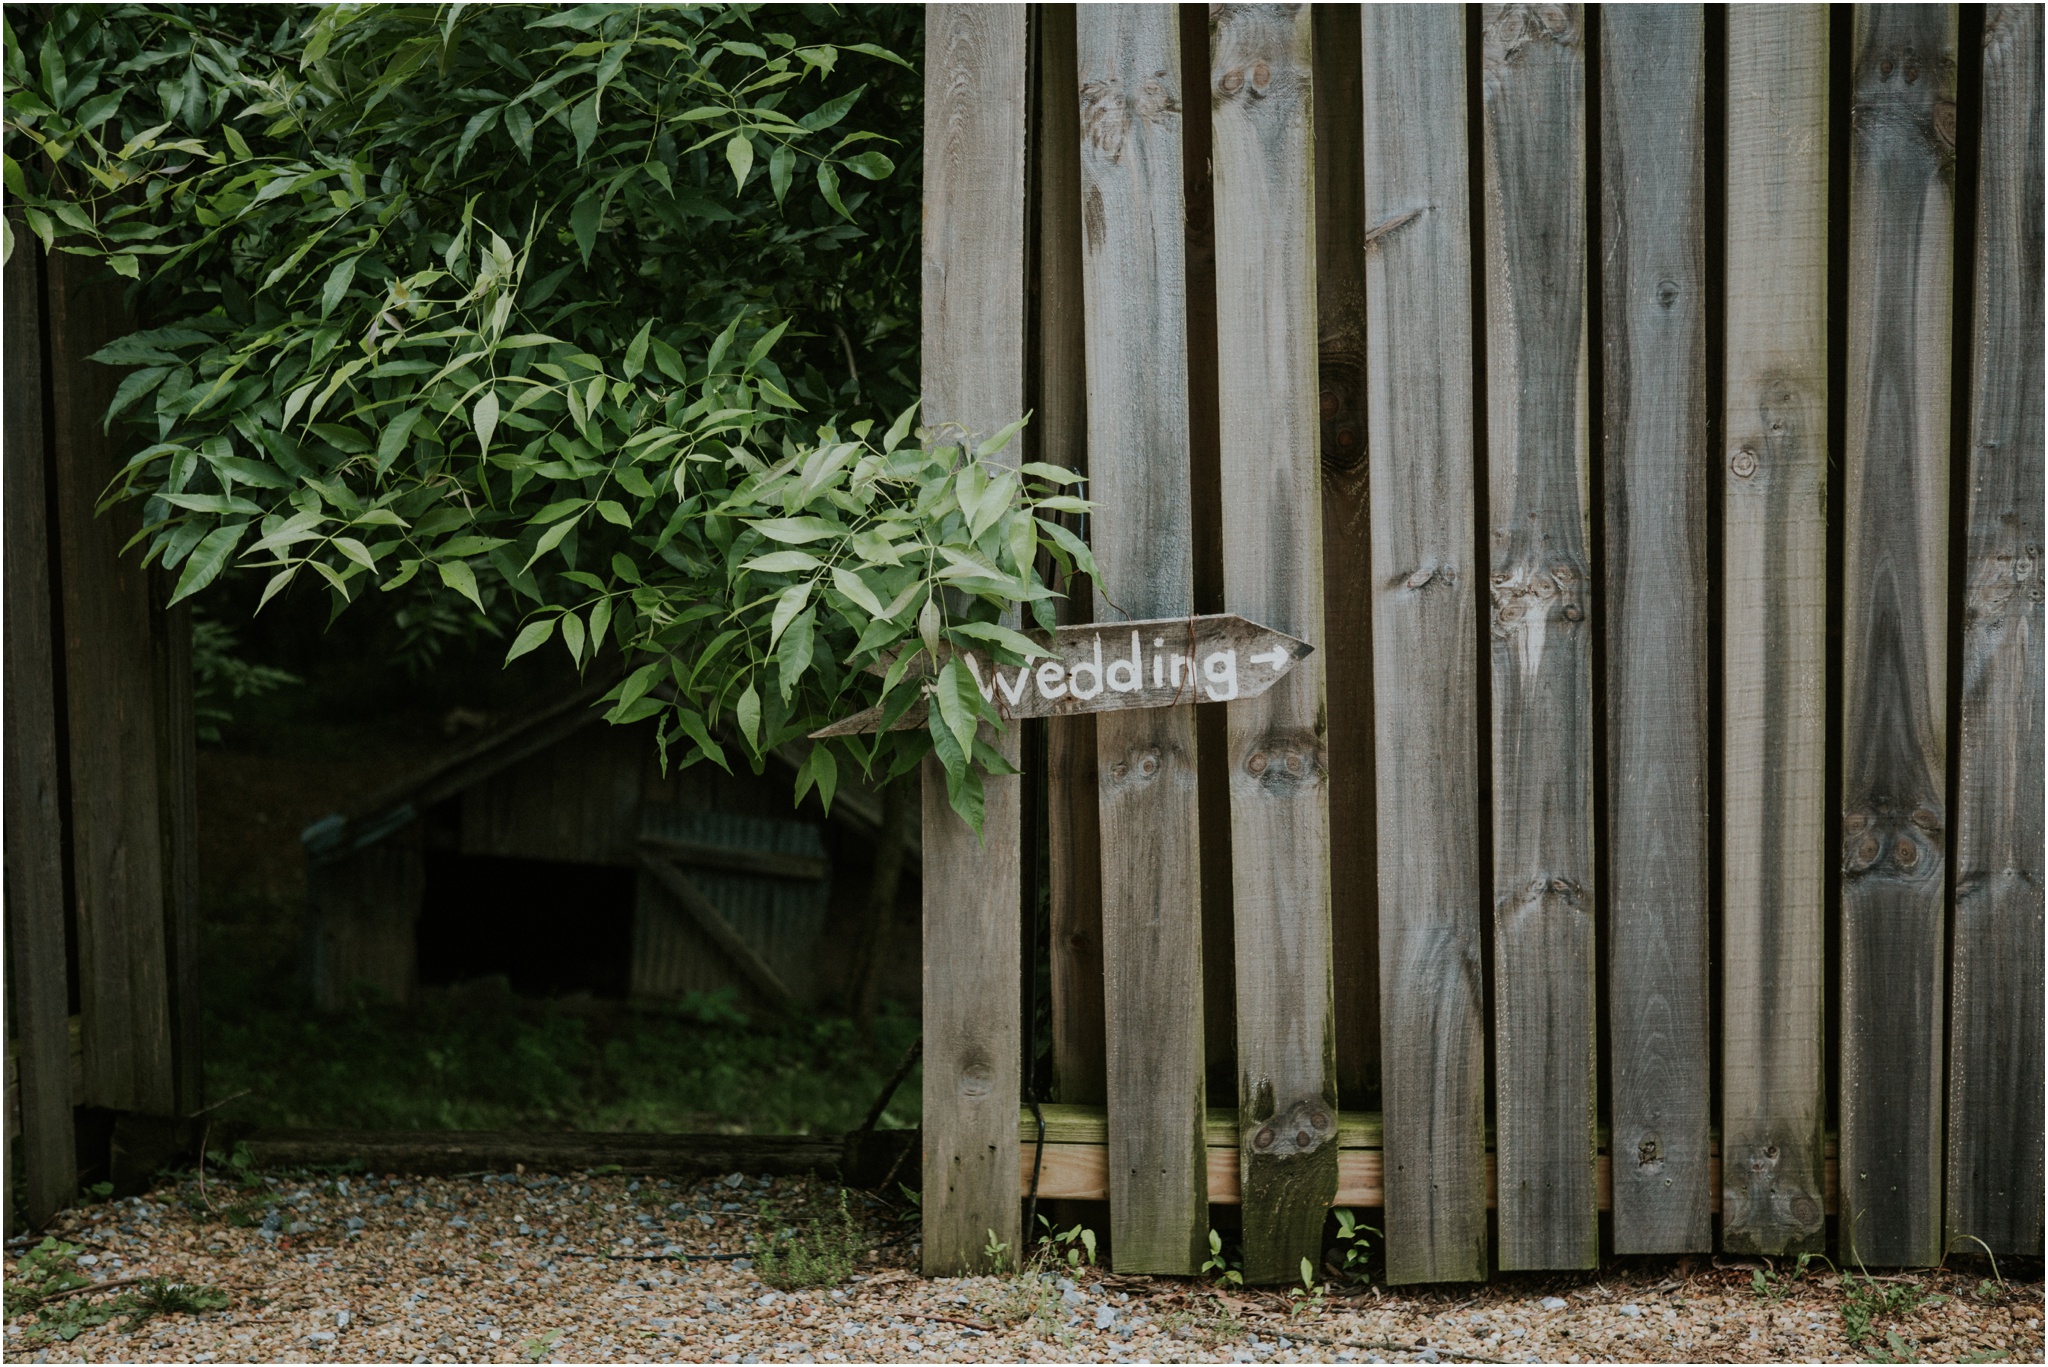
<box><xmin>1018</xmin><ymin>1106</ymin><xmax>1838</xmax><ymax>1214</ymax></box>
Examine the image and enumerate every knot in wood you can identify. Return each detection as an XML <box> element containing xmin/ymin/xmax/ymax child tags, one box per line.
<box><xmin>1250</xmin><ymin>1098</ymin><xmax>1333</xmax><ymax>1159</ymax></box>
<box><xmin>1241</xmin><ymin>733</ymin><xmax>1321</xmax><ymax>794</ymax></box>
<box><xmin>1731</xmin><ymin>448</ymin><xmax>1759</xmax><ymax>479</ymax></box>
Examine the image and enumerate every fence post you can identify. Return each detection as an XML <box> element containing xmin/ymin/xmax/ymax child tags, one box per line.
<box><xmin>1720</xmin><ymin>4</ymin><xmax>1831</xmax><ymax>1258</ymax></box>
<box><xmin>1946</xmin><ymin>0</ymin><xmax>2045</xmax><ymax>1260</ymax></box>
<box><xmin>1209</xmin><ymin>2</ymin><xmax>1339</xmax><ymax>1285</ymax></box>
<box><xmin>1838</xmin><ymin>1</ymin><xmax>1957</xmax><ymax>1271</ymax></box>
<box><xmin>1479</xmin><ymin>2</ymin><xmax>1599</xmax><ymax>1271</ymax></box>
<box><xmin>919</xmin><ymin>2</ymin><xmax>1029</xmax><ymax>1277</ymax></box>
<box><xmin>1360</xmin><ymin>3</ymin><xmax>1489</xmax><ymax>1286</ymax></box>
<box><xmin>1598</xmin><ymin>3</ymin><xmax>1713</xmax><ymax>1255</ymax></box>
<box><xmin>1075</xmin><ymin>1</ymin><xmax>1210</xmax><ymax>1276</ymax></box>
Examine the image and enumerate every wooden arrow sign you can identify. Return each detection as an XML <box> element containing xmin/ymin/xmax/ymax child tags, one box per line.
<box><xmin>810</xmin><ymin>613</ymin><xmax>1312</xmax><ymax>737</ymax></box>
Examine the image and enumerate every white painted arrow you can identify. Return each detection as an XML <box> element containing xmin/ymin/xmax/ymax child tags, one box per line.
<box><xmin>1250</xmin><ymin>647</ymin><xmax>1291</xmax><ymax>671</ymax></box>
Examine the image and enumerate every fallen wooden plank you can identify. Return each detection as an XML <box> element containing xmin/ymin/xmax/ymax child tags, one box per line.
<box><xmin>1947</xmin><ymin>0</ymin><xmax>2046</xmax><ymax>1261</ymax></box>
<box><xmin>1720</xmin><ymin>1</ymin><xmax>1831</xmax><ymax>1258</ymax></box>
<box><xmin>1359</xmin><ymin>1</ymin><xmax>1488</xmax><ymax>1287</ymax></box>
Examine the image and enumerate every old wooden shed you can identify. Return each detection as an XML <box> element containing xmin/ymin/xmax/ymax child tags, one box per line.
<box><xmin>300</xmin><ymin>681</ymin><xmax>919</xmax><ymax>1015</ymax></box>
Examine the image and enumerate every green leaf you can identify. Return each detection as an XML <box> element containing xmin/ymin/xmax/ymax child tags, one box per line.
<box><xmin>831</xmin><ymin>565</ymin><xmax>887</xmax><ymax>618</ymax></box>
<box><xmin>523</xmin><ymin>512</ymin><xmax>581</xmax><ymax>571</ymax></box>
<box><xmin>815</xmin><ymin>160</ymin><xmax>851</xmax><ymax>221</ymax></box>
<box><xmin>571</xmin><ymin>93</ymin><xmax>601</xmax><ymax>163</ymax></box>
<box><xmin>844</xmin><ymin>150</ymin><xmax>895</xmax><ymax>180</ymax></box>
<box><xmin>376</xmin><ymin>407</ymin><xmax>424</xmax><ymax>472</ymax></box>
<box><xmin>560</xmin><ymin>608</ymin><xmax>586</xmax><ymax>664</ymax></box>
<box><xmin>472</xmin><ymin>389</ymin><xmax>500</xmax><ymax>454</ymax></box>
<box><xmin>168</xmin><ymin>521</ymin><xmax>248</xmax><ymax>605</ymax></box>
<box><xmin>736</xmin><ymin>682</ymin><xmax>761</xmax><ymax>749</ymax></box>
<box><xmin>504</xmin><ymin>101</ymin><xmax>535</xmax><ymax>159</ymax></box>
<box><xmin>437</xmin><ymin>558</ymin><xmax>485</xmax><ymax>611</ymax></box>
<box><xmin>768</xmin><ymin>579</ymin><xmax>811</xmax><ymax>647</ymax></box>
<box><xmin>798</xmin><ymin>84</ymin><xmax>865</xmax><ymax>132</ymax></box>
<box><xmin>749</xmin><ymin>516</ymin><xmax>839</xmax><ymax>544</ymax></box>
<box><xmin>950</xmin><ymin>619</ymin><xmax>1044</xmax><ymax>661</ymax></box>
<box><xmin>725</xmin><ymin>133</ymin><xmax>754</xmax><ymax>190</ymax></box>
<box><xmin>505</xmin><ymin>615</ymin><xmax>556</xmax><ymax>662</ymax></box>
<box><xmin>570</xmin><ymin>195</ymin><xmax>603</xmax><ymax>264</ymax></box>
<box><xmin>742</xmin><ymin>549</ymin><xmax>823</xmax><ymax>574</ymax></box>
<box><xmin>935</xmin><ymin>657</ymin><xmax>980</xmax><ymax>757</ymax></box>
<box><xmin>775</xmin><ymin>606</ymin><xmax>814</xmax><ymax>698</ymax></box>
<box><xmin>319</xmin><ymin>256</ymin><xmax>358</xmax><ymax>317</ymax></box>
<box><xmin>623</xmin><ymin>319</ymin><xmax>652</xmax><ymax>379</ymax></box>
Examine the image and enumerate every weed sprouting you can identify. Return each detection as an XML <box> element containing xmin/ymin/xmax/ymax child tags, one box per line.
<box><xmin>1202</xmin><ymin>1228</ymin><xmax>1245</xmax><ymax>1288</ymax></box>
<box><xmin>756</xmin><ymin>1183</ymin><xmax>864</xmax><ymax>1290</ymax></box>
<box><xmin>5</xmin><ymin>1243</ymin><xmax>229</xmax><ymax>1348</ymax></box>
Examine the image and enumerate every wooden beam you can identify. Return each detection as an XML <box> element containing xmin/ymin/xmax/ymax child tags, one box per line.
<box><xmin>1208</xmin><ymin>2</ymin><xmax>1338</xmax><ymax>1285</ymax></box>
<box><xmin>3</xmin><ymin>240</ymin><xmax>77</xmax><ymax>1226</ymax></box>
<box><xmin>1598</xmin><ymin>3</ymin><xmax>1713</xmax><ymax>1255</ymax></box>
<box><xmin>1034</xmin><ymin>2</ymin><xmax>1107</xmax><ymax>1114</ymax></box>
<box><xmin>1075</xmin><ymin>1</ymin><xmax>1209</xmax><ymax>1277</ymax></box>
<box><xmin>1479</xmin><ymin>1</ymin><xmax>1598</xmax><ymax>1271</ymax></box>
<box><xmin>1720</xmin><ymin>3</ymin><xmax>1831</xmax><ymax>1258</ymax></box>
<box><xmin>1838</xmin><ymin>1</ymin><xmax>1956</xmax><ymax>1270</ymax></box>
<box><xmin>1310</xmin><ymin>1</ymin><xmax>1380</xmax><ymax>1117</ymax></box>
<box><xmin>1359</xmin><ymin>2</ymin><xmax>1489</xmax><ymax>1286</ymax></box>
<box><xmin>919</xmin><ymin>2</ymin><xmax>1028</xmax><ymax>1277</ymax></box>
<box><xmin>637</xmin><ymin>836</ymin><xmax>829</xmax><ymax>883</ymax></box>
<box><xmin>45</xmin><ymin>244</ymin><xmax>178</xmax><ymax>1116</ymax></box>
<box><xmin>637</xmin><ymin>854</ymin><xmax>797</xmax><ymax>1016</ymax></box>
<box><xmin>1947</xmin><ymin>0</ymin><xmax>2046</xmax><ymax>1260</ymax></box>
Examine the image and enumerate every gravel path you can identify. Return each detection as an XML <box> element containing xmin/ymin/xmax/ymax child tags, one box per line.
<box><xmin>5</xmin><ymin>1166</ymin><xmax>2038</xmax><ymax>1363</ymax></box>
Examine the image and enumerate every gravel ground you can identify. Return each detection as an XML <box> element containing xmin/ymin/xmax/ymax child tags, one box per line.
<box><xmin>5</xmin><ymin>1166</ymin><xmax>2039</xmax><ymax>1364</ymax></box>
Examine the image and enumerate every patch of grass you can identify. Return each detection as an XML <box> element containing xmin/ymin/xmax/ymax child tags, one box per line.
<box><xmin>201</xmin><ymin>922</ymin><xmax>922</xmax><ymax>1134</ymax></box>
<box><xmin>1840</xmin><ymin>1273</ymin><xmax>1943</xmax><ymax>1348</ymax></box>
<box><xmin>755</xmin><ymin>1183</ymin><xmax>864</xmax><ymax>1290</ymax></box>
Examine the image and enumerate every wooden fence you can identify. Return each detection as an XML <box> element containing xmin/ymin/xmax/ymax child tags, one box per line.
<box><xmin>916</xmin><ymin>3</ymin><xmax>2043</xmax><ymax>1282</ymax></box>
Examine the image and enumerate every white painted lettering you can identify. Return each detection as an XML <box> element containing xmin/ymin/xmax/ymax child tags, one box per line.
<box><xmin>1202</xmin><ymin>649</ymin><xmax>1239</xmax><ymax>701</ymax></box>
<box><xmin>997</xmin><ymin>665</ymin><xmax>1031</xmax><ymax>706</ymax></box>
<box><xmin>963</xmin><ymin>654</ymin><xmax>998</xmax><ymax>703</ymax></box>
<box><xmin>1069</xmin><ymin>635</ymin><xmax>1104</xmax><ymax>700</ymax></box>
<box><xmin>1036</xmin><ymin>660</ymin><xmax>1068</xmax><ymax>700</ymax></box>
<box><xmin>1107</xmin><ymin>631</ymin><xmax>1141</xmax><ymax>693</ymax></box>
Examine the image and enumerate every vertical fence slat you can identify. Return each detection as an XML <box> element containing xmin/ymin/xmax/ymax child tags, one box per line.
<box><xmin>1038</xmin><ymin>2</ymin><xmax>1107</xmax><ymax>1113</ymax></box>
<box><xmin>1075</xmin><ymin>2</ymin><xmax>1210</xmax><ymax>1276</ymax></box>
<box><xmin>1310</xmin><ymin>1</ymin><xmax>1381</xmax><ymax>1116</ymax></box>
<box><xmin>1947</xmin><ymin>1</ymin><xmax>2046</xmax><ymax>1260</ymax></box>
<box><xmin>3</xmin><ymin>242</ymin><xmax>78</xmax><ymax>1226</ymax></box>
<box><xmin>1839</xmin><ymin>0</ymin><xmax>1956</xmax><ymax>1270</ymax></box>
<box><xmin>920</xmin><ymin>2</ymin><xmax>1028</xmax><ymax>1276</ymax></box>
<box><xmin>46</xmin><ymin>248</ymin><xmax>179</xmax><ymax>1117</ymax></box>
<box><xmin>1480</xmin><ymin>2</ymin><xmax>1598</xmax><ymax>1271</ymax></box>
<box><xmin>1209</xmin><ymin>1</ymin><xmax>1338</xmax><ymax>1285</ymax></box>
<box><xmin>1720</xmin><ymin>3</ymin><xmax>1831</xmax><ymax>1257</ymax></box>
<box><xmin>1598</xmin><ymin>3</ymin><xmax>1713</xmax><ymax>1255</ymax></box>
<box><xmin>1360</xmin><ymin>3</ymin><xmax>1488</xmax><ymax>1287</ymax></box>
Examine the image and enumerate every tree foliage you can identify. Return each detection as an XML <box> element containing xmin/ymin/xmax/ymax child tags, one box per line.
<box><xmin>3</xmin><ymin>3</ymin><xmax>1086</xmax><ymax>829</ymax></box>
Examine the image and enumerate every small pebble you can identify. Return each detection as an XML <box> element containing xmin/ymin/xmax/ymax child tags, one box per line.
<box><xmin>1541</xmin><ymin>1295</ymin><xmax>1569</xmax><ymax>1310</ymax></box>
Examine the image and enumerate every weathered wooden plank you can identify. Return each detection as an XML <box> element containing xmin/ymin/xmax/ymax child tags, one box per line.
<box><xmin>45</xmin><ymin>249</ymin><xmax>178</xmax><ymax>1116</ymax></box>
<box><xmin>1598</xmin><ymin>3</ymin><xmax>1713</xmax><ymax>1255</ymax></box>
<box><xmin>1947</xmin><ymin>1</ymin><xmax>2046</xmax><ymax>1261</ymax></box>
<box><xmin>1359</xmin><ymin>2</ymin><xmax>1489</xmax><ymax>1287</ymax></box>
<box><xmin>1838</xmin><ymin>1</ymin><xmax>1956</xmax><ymax>1271</ymax></box>
<box><xmin>1074</xmin><ymin>2</ymin><xmax>1209</xmax><ymax>1276</ymax></box>
<box><xmin>1036</xmin><ymin>2</ymin><xmax>1107</xmax><ymax>1113</ymax></box>
<box><xmin>1209</xmin><ymin>2</ymin><xmax>1337</xmax><ymax>1285</ymax></box>
<box><xmin>1479</xmin><ymin>2</ymin><xmax>1598</xmax><ymax>1271</ymax></box>
<box><xmin>1720</xmin><ymin>3</ymin><xmax>1831</xmax><ymax>1258</ymax></box>
<box><xmin>307</xmin><ymin>825</ymin><xmax>424</xmax><ymax>1010</ymax></box>
<box><xmin>154</xmin><ymin>600</ymin><xmax>204</xmax><ymax>1118</ymax></box>
<box><xmin>919</xmin><ymin>2</ymin><xmax>1028</xmax><ymax>1277</ymax></box>
<box><xmin>3</xmin><ymin>240</ymin><xmax>78</xmax><ymax>1226</ymax></box>
<box><xmin>1310</xmin><ymin>1</ymin><xmax>1380</xmax><ymax>1116</ymax></box>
